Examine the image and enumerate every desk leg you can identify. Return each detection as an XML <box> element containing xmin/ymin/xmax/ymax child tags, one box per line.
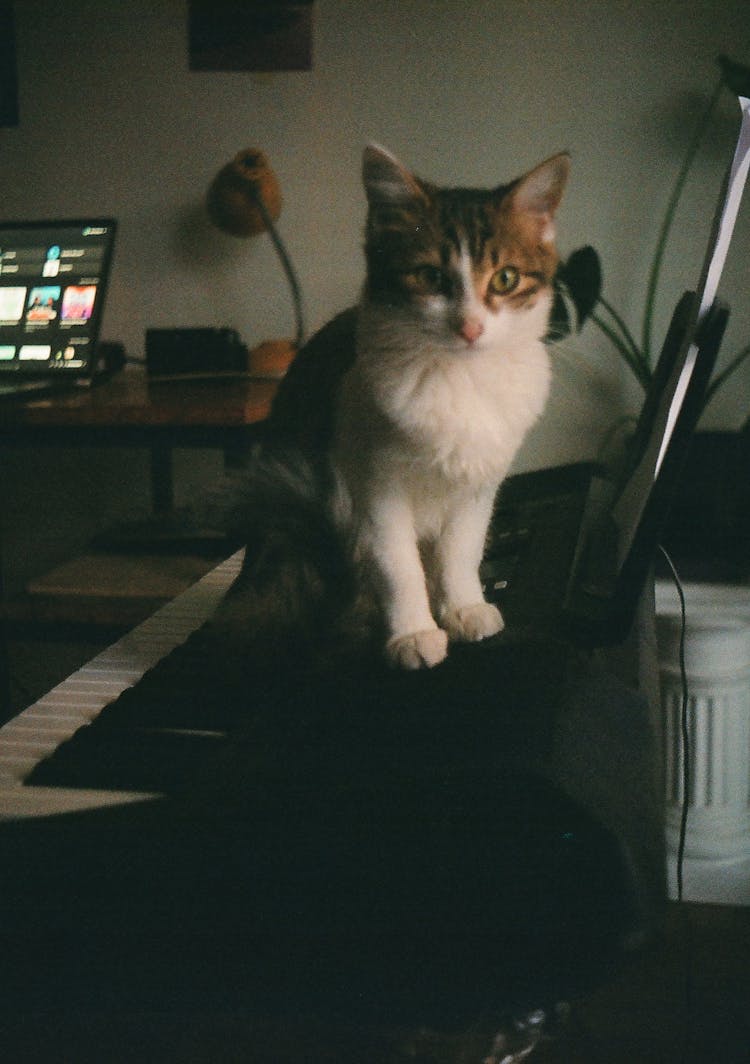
<box><xmin>0</xmin><ymin>622</ymin><xmax>9</xmax><ymax>722</ymax></box>
<box><xmin>0</xmin><ymin>533</ymin><xmax>10</xmax><ymax>721</ymax></box>
<box><xmin>223</xmin><ymin>442</ymin><xmax>253</xmax><ymax>473</ymax></box>
<box><xmin>150</xmin><ymin>444</ymin><xmax>174</xmax><ymax>514</ymax></box>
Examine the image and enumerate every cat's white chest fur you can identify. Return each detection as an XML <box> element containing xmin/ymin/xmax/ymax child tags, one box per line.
<box><xmin>378</xmin><ymin>340</ymin><xmax>549</xmax><ymax>484</ymax></box>
<box><xmin>336</xmin><ymin>311</ymin><xmax>551</xmax><ymax>490</ymax></box>
<box><xmin>330</xmin><ymin>323</ymin><xmax>551</xmax><ymax>669</ymax></box>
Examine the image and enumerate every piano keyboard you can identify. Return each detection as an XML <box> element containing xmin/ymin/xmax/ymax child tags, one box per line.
<box><xmin>0</xmin><ymin>548</ymin><xmax>648</xmax><ymax>1027</ymax></box>
<box><xmin>0</xmin><ymin>550</ymin><xmax>243</xmax><ymax>820</ymax></box>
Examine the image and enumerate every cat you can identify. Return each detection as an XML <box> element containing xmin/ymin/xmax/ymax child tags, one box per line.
<box><xmin>216</xmin><ymin>144</ymin><xmax>569</xmax><ymax>670</ymax></box>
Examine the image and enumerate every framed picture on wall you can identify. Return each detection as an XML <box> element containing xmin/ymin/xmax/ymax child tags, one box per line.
<box><xmin>188</xmin><ymin>0</ymin><xmax>314</xmax><ymax>72</ymax></box>
<box><xmin>0</xmin><ymin>1</ymin><xmax>19</xmax><ymax>127</ymax></box>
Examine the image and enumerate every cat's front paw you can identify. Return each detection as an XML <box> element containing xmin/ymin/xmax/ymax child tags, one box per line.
<box><xmin>442</xmin><ymin>602</ymin><xmax>504</xmax><ymax>643</ymax></box>
<box><xmin>386</xmin><ymin>628</ymin><xmax>449</xmax><ymax>669</ymax></box>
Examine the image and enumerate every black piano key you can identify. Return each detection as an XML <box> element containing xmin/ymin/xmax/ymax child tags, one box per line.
<box><xmin>25</xmin><ymin>621</ymin><xmax>573</xmax><ymax>796</ymax></box>
<box><xmin>27</xmin><ymin>725</ymin><xmax>229</xmax><ymax>791</ymax></box>
<box><xmin>25</xmin><ymin>624</ymin><xmax>257</xmax><ymax>791</ymax></box>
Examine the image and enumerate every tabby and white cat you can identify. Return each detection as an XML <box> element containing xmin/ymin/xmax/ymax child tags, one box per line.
<box><xmin>221</xmin><ymin>144</ymin><xmax>569</xmax><ymax>669</ymax></box>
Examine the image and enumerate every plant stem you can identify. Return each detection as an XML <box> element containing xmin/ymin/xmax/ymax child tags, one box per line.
<box><xmin>641</xmin><ymin>76</ymin><xmax>724</xmax><ymax>363</ymax></box>
<box><xmin>703</xmin><ymin>340</ymin><xmax>750</xmax><ymax>407</ymax></box>
<box><xmin>597</xmin><ymin>294</ymin><xmax>644</xmax><ymax>364</ymax></box>
<box><xmin>592</xmin><ymin>311</ymin><xmax>652</xmax><ymax>389</ymax></box>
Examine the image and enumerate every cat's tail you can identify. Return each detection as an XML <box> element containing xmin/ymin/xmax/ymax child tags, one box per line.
<box><xmin>209</xmin><ymin>444</ymin><xmax>370</xmax><ymax>667</ymax></box>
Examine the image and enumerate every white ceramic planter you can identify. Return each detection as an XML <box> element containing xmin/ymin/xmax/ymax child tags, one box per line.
<box><xmin>656</xmin><ymin>582</ymin><xmax>750</xmax><ymax>863</ymax></box>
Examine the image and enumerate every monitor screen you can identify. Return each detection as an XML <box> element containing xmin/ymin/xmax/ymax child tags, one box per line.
<box><xmin>0</xmin><ymin>219</ymin><xmax>116</xmax><ymax>377</ymax></box>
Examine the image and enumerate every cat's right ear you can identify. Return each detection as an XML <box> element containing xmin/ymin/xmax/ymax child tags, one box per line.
<box><xmin>509</xmin><ymin>152</ymin><xmax>570</xmax><ymax>244</ymax></box>
<box><xmin>362</xmin><ymin>144</ymin><xmax>428</xmax><ymax>207</ymax></box>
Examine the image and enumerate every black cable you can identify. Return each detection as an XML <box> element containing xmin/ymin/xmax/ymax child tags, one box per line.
<box><xmin>658</xmin><ymin>545</ymin><xmax>696</xmax><ymax>1064</ymax></box>
<box><xmin>658</xmin><ymin>544</ymin><xmax>690</xmax><ymax>902</ymax></box>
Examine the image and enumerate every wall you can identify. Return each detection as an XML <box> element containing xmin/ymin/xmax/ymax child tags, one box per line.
<box><xmin>1</xmin><ymin>0</ymin><xmax>749</xmax><ymax>589</ymax></box>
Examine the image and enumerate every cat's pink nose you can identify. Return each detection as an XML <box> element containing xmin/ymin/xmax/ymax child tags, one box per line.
<box><xmin>459</xmin><ymin>319</ymin><xmax>484</xmax><ymax>344</ymax></box>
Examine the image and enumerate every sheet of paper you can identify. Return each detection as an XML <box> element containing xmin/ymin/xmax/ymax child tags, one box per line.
<box><xmin>609</xmin><ymin>95</ymin><xmax>750</xmax><ymax>566</ymax></box>
<box><xmin>655</xmin><ymin>94</ymin><xmax>750</xmax><ymax>476</ymax></box>
<box><xmin>697</xmin><ymin>95</ymin><xmax>750</xmax><ymax>320</ymax></box>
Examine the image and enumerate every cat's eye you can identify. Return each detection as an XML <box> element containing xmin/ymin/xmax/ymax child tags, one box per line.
<box><xmin>408</xmin><ymin>264</ymin><xmax>445</xmax><ymax>294</ymax></box>
<box><xmin>489</xmin><ymin>266</ymin><xmax>520</xmax><ymax>295</ymax></box>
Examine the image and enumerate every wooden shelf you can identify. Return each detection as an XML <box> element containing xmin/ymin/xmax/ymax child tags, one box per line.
<box><xmin>3</xmin><ymin>552</ymin><xmax>220</xmax><ymax>633</ymax></box>
<box><xmin>25</xmin><ymin>552</ymin><xmax>217</xmax><ymax>600</ymax></box>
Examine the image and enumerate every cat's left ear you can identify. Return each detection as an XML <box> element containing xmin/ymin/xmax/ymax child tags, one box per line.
<box><xmin>509</xmin><ymin>152</ymin><xmax>570</xmax><ymax>244</ymax></box>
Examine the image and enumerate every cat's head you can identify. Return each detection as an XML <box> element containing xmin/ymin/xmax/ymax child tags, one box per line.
<box><xmin>361</xmin><ymin>144</ymin><xmax>569</xmax><ymax>352</ymax></box>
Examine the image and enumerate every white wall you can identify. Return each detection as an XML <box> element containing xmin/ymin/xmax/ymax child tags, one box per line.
<box><xmin>1</xmin><ymin>0</ymin><xmax>749</xmax><ymax>584</ymax></box>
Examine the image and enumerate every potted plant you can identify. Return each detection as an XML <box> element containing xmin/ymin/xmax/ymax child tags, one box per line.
<box><xmin>553</xmin><ymin>54</ymin><xmax>750</xmax><ymax>579</ymax></box>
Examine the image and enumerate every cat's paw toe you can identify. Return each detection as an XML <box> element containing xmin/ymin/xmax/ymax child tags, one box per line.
<box><xmin>443</xmin><ymin>602</ymin><xmax>504</xmax><ymax>643</ymax></box>
<box><xmin>386</xmin><ymin>628</ymin><xmax>449</xmax><ymax>669</ymax></box>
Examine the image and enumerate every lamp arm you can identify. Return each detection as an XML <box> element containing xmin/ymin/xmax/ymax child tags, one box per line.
<box><xmin>251</xmin><ymin>191</ymin><xmax>305</xmax><ymax>350</ymax></box>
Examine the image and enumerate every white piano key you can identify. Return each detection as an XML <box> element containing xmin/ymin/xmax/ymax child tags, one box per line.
<box><xmin>0</xmin><ymin>785</ymin><xmax>159</xmax><ymax>818</ymax></box>
<box><xmin>0</xmin><ymin>733</ymin><xmax>64</xmax><ymax>752</ymax></box>
<box><xmin>2</xmin><ymin>716</ymin><xmax>85</xmax><ymax>735</ymax></box>
<box><xmin>0</xmin><ymin>551</ymin><xmax>241</xmax><ymax>799</ymax></box>
<box><xmin>0</xmin><ymin>754</ymin><xmax>53</xmax><ymax>782</ymax></box>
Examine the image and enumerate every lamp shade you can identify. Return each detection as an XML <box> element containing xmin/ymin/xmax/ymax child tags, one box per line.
<box><xmin>205</xmin><ymin>146</ymin><xmax>305</xmax><ymax>350</ymax></box>
<box><xmin>206</xmin><ymin>148</ymin><xmax>282</xmax><ymax>238</ymax></box>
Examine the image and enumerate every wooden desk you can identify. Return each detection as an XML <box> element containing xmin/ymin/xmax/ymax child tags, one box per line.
<box><xmin>0</xmin><ymin>371</ymin><xmax>279</xmax><ymax>510</ymax></box>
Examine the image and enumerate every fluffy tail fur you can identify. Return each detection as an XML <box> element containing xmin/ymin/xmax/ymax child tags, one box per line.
<box><xmin>209</xmin><ymin>445</ymin><xmax>371</xmax><ymax>667</ymax></box>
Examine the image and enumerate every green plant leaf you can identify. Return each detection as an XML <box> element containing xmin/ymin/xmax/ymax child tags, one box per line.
<box><xmin>547</xmin><ymin>286</ymin><xmax>572</xmax><ymax>341</ymax></box>
<box><xmin>556</xmin><ymin>246</ymin><xmax>602</xmax><ymax>328</ymax></box>
<box><xmin>717</xmin><ymin>54</ymin><xmax>750</xmax><ymax>97</ymax></box>
<box><xmin>596</xmin><ymin>295</ymin><xmax>646</xmax><ymax>367</ymax></box>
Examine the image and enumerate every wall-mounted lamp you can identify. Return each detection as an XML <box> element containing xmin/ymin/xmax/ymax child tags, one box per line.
<box><xmin>206</xmin><ymin>148</ymin><xmax>305</xmax><ymax>369</ymax></box>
